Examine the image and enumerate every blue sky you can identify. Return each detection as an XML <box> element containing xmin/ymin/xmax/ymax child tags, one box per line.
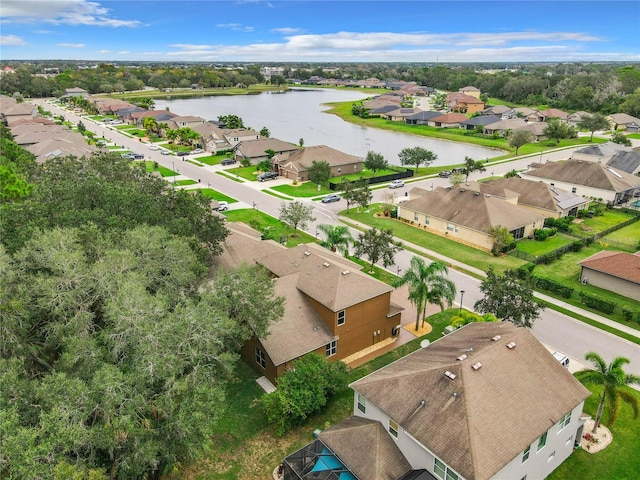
<box><xmin>1</xmin><ymin>0</ymin><xmax>638</xmax><ymax>63</ymax></box>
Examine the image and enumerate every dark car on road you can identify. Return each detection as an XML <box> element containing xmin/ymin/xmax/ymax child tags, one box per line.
<box><xmin>321</xmin><ymin>194</ymin><xmax>341</xmax><ymax>203</ymax></box>
<box><xmin>176</xmin><ymin>151</ymin><xmax>189</xmax><ymax>157</ymax></box>
<box><xmin>257</xmin><ymin>172</ymin><xmax>278</xmax><ymax>182</ymax></box>
<box><xmin>438</xmin><ymin>170</ymin><xmax>451</xmax><ymax>178</ymax></box>
<box><xmin>221</xmin><ymin>158</ymin><xmax>237</xmax><ymax>166</ymax></box>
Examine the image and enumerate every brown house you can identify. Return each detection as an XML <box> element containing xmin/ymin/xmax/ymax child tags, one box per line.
<box><xmin>428</xmin><ymin>112</ymin><xmax>468</xmax><ymax>128</ymax></box>
<box><xmin>579</xmin><ymin>251</ymin><xmax>640</xmax><ymax>301</ymax></box>
<box><xmin>233</xmin><ymin>137</ymin><xmax>300</xmax><ymax>164</ymax></box>
<box><xmin>214</xmin><ymin>224</ymin><xmax>403</xmax><ymax>385</ymax></box>
<box><xmin>274</xmin><ymin>145</ymin><xmax>364</xmax><ymax>182</ymax></box>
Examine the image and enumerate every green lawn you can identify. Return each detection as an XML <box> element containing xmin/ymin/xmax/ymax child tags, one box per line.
<box><xmin>143</xmin><ymin>161</ymin><xmax>176</xmax><ymax>177</ymax></box>
<box><xmin>548</xmin><ymin>385</ymin><xmax>640</xmax><ymax>480</ymax></box>
<box><xmin>568</xmin><ymin>210</ymin><xmax>636</xmax><ymax>238</ymax></box>
<box><xmin>198</xmin><ymin>153</ymin><xmax>233</xmax><ymax>166</ymax></box>
<box><xmin>626</xmin><ymin>133</ymin><xmax>640</xmax><ymax>139</ymax></box>
<box><xmin>599</xmin><ymin>219</ymin><xmax>640</xmax><ymax>251</ymax></box>
<box><xmin>272</xmin><ymin>182</ymin><xmax>333</xmax><ymax>197</ymax></box>
<box><xmin>341</xmin><ymin>204</ymin><xmax>526</xmax><ymax>275</ymax></box>
<box><xmin>188</xmin><ymin>188</ymin><xmax>237</xmax><ymax>203</ymax></box>
<box><xmin>173</xmin><ymin>179</ymin><xmax>197</xmax><ymax>186</ymax></box>
<box><xmin>224</xmin><ymin>209</ymin><xmax>316</xmax><ymax>247</ymax></box>
<box><xmin>329</xmin><ymin>168</ymin><xmax>398</xmax><ymax>183</ymax></box>
<box><xmin>224</xmin><ymin>165</ymin><xmax>265</xmax><ymax>182</ymax></box>
<box><xmin>216</xmin><ymin>171</ymin><xmax>245</xmax><ymax>183</ymax></box>
<box><xmin>516</xmin><ymin>234</ymin><xmax>573</xmax><ymax>256</ymax></box>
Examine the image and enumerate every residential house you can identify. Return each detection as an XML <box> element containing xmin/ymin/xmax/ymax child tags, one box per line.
<box><xmin>606</xmin><ymin>151</ymin><xmax>640</xmax><ymax>175</ymax></box>
<box><xmin>24</xmin><ymin>135</ymin><xmax>97</xmax><ymax>162</ymax></box>
<box><xmin>570</xmin><ymin>142</ymin><xmax>632</xmax><ymax>162</ymax></box>
<box><xmin>286</xmin><ymin>322</ymin><xmax>591</xmax><ymax>480</ymax></box>
<box><xmin>514</xmin><ymin>121</ymin><xmax>548</xmax><ymax>142</ymax></box>
<box><xmin>520</xmin><ymin>159</ymin><xmax>640</xmax><ymax>204</ymax></box>
<box><xmin>127</xmin><ymin>109</ymin><xmax>177</xmax><ymax>127</ymax></box>
<box><xmin>447</xmin><ymin>92</ymin><xmax>485</xmax><ymax>114</ymax></box>
<box><xmin>607</xmin><ymin>113</ymin><xmax>640</xmax><ymax>132</ymax></box>
<box><xmin>92</xmin><ymin>99</ymin><xmax>135</xmax><ymax>115</ymax></box>
<box><xmin>381</xmin><ymin>107</ymin><xmax>423</xmax><ymax>121</ymax></box>
<box><xmin>482</xmin><ymin>177</ymin><xmax>589</xmax><ymax>218</ymax></box>
<box><xmin>214</xmin><ymin>224</ymin><xmax>403</xmax><ymax>385</ymax></box>
<box><xmin>405</xmin><ymin>110</ymin><xmax>443</xmax><ymax>125</ymax></box>
<box><xmin>165</xmin><ymin>115</ymin><xmax>207</xmax><ymax>130</ymax></box>
<box><xmin>190</xmin><ymin>122</ymin><xmax>229</xmax><ymax>153</ymax></box>
<box><xmin>428</xmin><ymin>113</ymin><xmax>468</xmax><ymax>128</ymax></box>
<box><xmin>274</xmin><ymin>145</ymin><xmax>364</xmax><ymax>182</ymax></box>
<box><xmin>398</xmin><ymin>183</ymin><xmax>546</xmax><ymax>251</ymax></box>
<box><xmin>62</xmin><ymin>87</ymin><xmax>89</xmax><ymax>98</ymax></box>
<box><xmin>370</xmin><ymin>104</ymin><xmax>403</xmax><ymax>116</ymax></box>
<box><xmin>512</xmin><ymin>107</ymin><xmax>540</xmax><ymax>122</ymax></box>
<box><xmin>567</xmin><ymin>111</ymin><xmax>590</xmax><ymax>127</ymax></box>
<box><xmin>458</xmin><ymin>85</ymin><xmax>481</xmax><ymax>98</ymax></box>
<box><xmin>536</xmin><ymin>108</ymin><xmax>569</xmax><ymax>123</ymax></box>
<box><xmin>0</xmin><ymin>95</ymin><xmax>38</xmax><ymax>125</ymax></box>
<box><xmin>220</xmin><ymin>127</ymin><xmax>260</xmax><ymax>148</ymax></box>
<box><xmin>363</xmin><ymin>93</ymin><xmax>403</xmax><ymax>110</ymax></box>
<box><xmin>483</xmin><ymin>118</ymin><xmax>527</xmax><ymax>136</ymax></box>
<box><xmin>579</xmin><ymin>251</ymin><xmax>640</xmax><ymax>301</ymax></box>
<box><xmin>233</xmin><ymin>137</ymin><xmax>300</xmax><ymax>164</ymax></box>
<box><xmin>10</xmin><ymin>123</ymin><xmax>69</xmax><ymax>146</ymax></box>
<box><xmin>459</xmin><ymin>114</ymin><xmax>499</xmax><ymax>131</ymax></box>
<box><xmin>482</xmin><ymin>105</ymin><xmax>514</xmax><ymax>119</ymax></box>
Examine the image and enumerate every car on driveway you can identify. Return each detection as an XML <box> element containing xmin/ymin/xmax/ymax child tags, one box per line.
<box><xmin>220</xmin><ymin>158</ymin><xmax>236</xmax><ymax>166</ymax></box>
<box><xmin>176</xmin><ymin>151</ymin><xmax>189</xmax><ymax>157</ymax></box>
<box><xmin>149</xmin><ymin>144</ymin><xmax>159</xmax><ymax>150</ymax></box>
<box><xmin>388</xmin><ymin>179</ymin><xmax>405</xmax><ymax>189</ymax></box>
<box><xmin>160</xmin><ymin>150</ymin><xmax>170</xmax><ymax>155</ymax></box>
<box><xmin>190</xmin><ymin>148</ymin><xmax>204</xmax><ymax>154</ymax></box>
<box><xmin>257</xmin><ymin>172</ymin><xmax>278</xmax><ymax>182</ymax></box>
<box><xmin>321</xmin><ymin>194</ymin><xmax>341</xmax><ymax>203</ymax></box>
<box><xmin>130</xmin><ymin>153</ymin><xmax>144</xmax><ymax>160</ymax></box>
<box><xmin>215</xmin><ymin>201</ymin><xmax>229</xmax><ymax>212</ymax></box>
<box><xmin>438</xmin><ymin>170</ymin><xmax>451</xmax><ymax>178</ymax></box>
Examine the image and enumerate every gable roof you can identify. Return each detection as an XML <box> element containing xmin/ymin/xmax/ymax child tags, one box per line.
<box><xmin>608</xmin><ymin>113</ymin><xmax>640</xmax><ymax>125</ymax></box>
<box><xmin>460</xmin><ymin>114</ymin><xmax>499</xmax><ymax>127</ymax></box>
<box><xmin>523</xmin><ymin>159</ymin><xmax>640</xmax><ymax>192</ymax></box>
<box><xmin>430</xmin><ymin>113</ymin><xmax>468</xmax><ymax>124</ymax></box>
<box><xmin>573</xmin><ymin>141</ymin><xmax>632</xmax><ymax>158</ymax></box>
<box><xmin>483</xmin><ymin>177</ymin><xmax>587</xmax><ymax>212</ymax></box>
<box><xmin>459</xmin><ymin>86</ymin><xmax>480</xmax><ymax>92</ymax></box>
<box><xmin>350</xmin><ymin>322</ymin><xmax>590</xmax><ymax>480</ymax></box>
<box><xmin>483</xmin><ymin>105</ymin><xmax>512</xmax><ymax>115</ymax></box>
<box><xmin>403</xmin><ymin>184</ymin><xmax>544</xmax><ymax>233</ymax></box>
<box><xmin>515</xmin><ymin>121</ymin><xmax>548</xmax><ymax>136</ymax></box>
<box><xmin>406</xmin><ymin>110</ymin><xmax>442</xmax><ymax>121</ymax></box>
<box><xmin>235</xmin><ymin>137</ymin><xmax>300</xmax><ymax>158</ymax></box>
<box><xmin>538</xmin><ymin>108</ymin><xmax>568</xmax><ymax>119</ymax></box>
<box><xmin>606</xmin><ymin>151</ymin><xmax>640</xmax><ymax>174</ymax></box>
<box><xmin>483</xmin><ymin>118</ymin><xmax>527</xmax><ymax>131</ymax></box>
<box><xmin>278</xmin><ymin>145</ymin><xmax>362</xmax><ymax>171</ymax></box>
<box><xmin>319</xmin><ymin>416</ymin><xmax>412</xmax><ymax>480</ymax></box>
<box><xmin>579</xmin><ymin>250</ymin><xmax>640</xmax><ymax>284</ymax></box>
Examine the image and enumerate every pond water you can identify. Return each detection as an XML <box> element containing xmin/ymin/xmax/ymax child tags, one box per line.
<box><xmin>154</xmin><ymin>88</ymin><xmax>502</xmax><ymax>167</ymax></box>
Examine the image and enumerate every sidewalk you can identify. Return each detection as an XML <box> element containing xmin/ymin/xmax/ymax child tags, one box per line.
<box><xmin>341</xmin><ymin>217</ymin><xmax>639</xmax><ymax>341</ymax></box>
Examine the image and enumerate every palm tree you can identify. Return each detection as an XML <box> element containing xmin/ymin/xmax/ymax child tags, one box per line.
<box><xmin>317</xmin><ymin>224</ymin><xmax>353</xmax><ymax>255</ymax></box>
<box><xmin>394</xmin><ymin>257</ymin><xmax>456</xmax><ymax>331</ymax></box>
<box><xmin>576</xmin><ymin>352</ymin><xmax>640</xmax><ymax>433</ymax></box>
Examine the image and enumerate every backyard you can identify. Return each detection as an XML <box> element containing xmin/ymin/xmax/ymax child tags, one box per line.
<box><xmin>224</xmin><ymin>209</ymin><xmax>316</xmax><ymax>247</ymax></box>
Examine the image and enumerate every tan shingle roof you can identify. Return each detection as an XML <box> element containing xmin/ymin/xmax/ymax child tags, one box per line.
<box><xmin>262</xmin><ymin>273</ymin><xmax>334</xmax><ymax>365</ymax></box>
<box><xmin>484</xmin><ymin>178</ymin><xmax>587</xmax><ymax>213</ymax></box>
<box><xmin>278</xmin><ymin>145</ymin><xmax>362</xmax><ymax>171</ymax></box>
<box><xmin>351</xmin><ymin>323</ymin><xmax>590</xmax><ymax>480</ymax></box>
<box><xmin>403</xmin><ymin>185</ymin><xmax>545</xmax><ymax>233</ymax></box>
<box><xmin>319</xmin><ymin>416</ymin><xmax>412</xmax><ymax>480</ymax></box>
<box><xmin>235</xmin><ymin>137</ymin><xmax>300</xmax><ymax>158</ymax></box>
<box><xmin>430</xmin><ymin>113</ymin><xmax>468</xmax><ymax>124</ymax></box>
<box><xmin>212</xmin><ymin>223</ymin><xmax>286</xmax><ymax>271</ymax></box>
<box><xmin>523</xmin><ymin>159</ymin><xmax>640</xmax><ymax>192</ymax></box>
<box><xmin>579</xmin><ymin>250</ymin><xmax>640</xmax><ymax>284</ymax></box>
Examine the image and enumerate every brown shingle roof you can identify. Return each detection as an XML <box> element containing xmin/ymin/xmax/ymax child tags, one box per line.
<box><xmin>235</xmin><ymin>137</ymin><xmax>300</xmax><ymax>158</ymax></box>
<box><xmin>319</xmin><ymin>416</ymin><xmax>412</xmax><ymax>480</ymax></box>
<box><xmin>579</xmin><ymin>250</ymin><xmax>640</xmax><ymax>284</ymax></box>
<box><xmin>430</xmin><ymin>113</ymin><xmax>468</xmax><ymax>124</ymax></box>
<box><xmin>278</xmin><ymin>145</ymin><xmax>363</xmax><ymax>171</ymax></box>
<box><xmin>351</xmin><ymin>323</ymin><xmax>590</xmax><ymax>480</ymax></box>
<box><xmin>403</xmin><ymin>185</ymin><xmax>545</xmax><ymax>233</ymax></box>
<box><xmin>484</xmin><ymin>178</ymin><xmax>587</xmax><ymax>213</ymax></box>
<box><xmin>523</xmin><ymin>159</ymin><xmax>640</xmax><ymax>192</ymax></box>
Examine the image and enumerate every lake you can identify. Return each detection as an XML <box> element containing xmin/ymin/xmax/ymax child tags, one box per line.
<box><xmin>154</xmin><ymin>88</ymin><xmax>502</xmax><ymax>167</ymax></box>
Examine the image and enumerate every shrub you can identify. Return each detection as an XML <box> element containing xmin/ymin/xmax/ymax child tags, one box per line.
<box><xmin>534</xmin><ymin>276</ymin><xmax>574</xmax><ymax>298</ymax></box>
<box><xmin>621</xmin><ymin>308</ymin><xmax>636</xmax><ymax>322</ymax></box>
<box><xmin>262</xmin><ymin>354</ymin><xmax>348</xmax><ymax>436</ymax></box>
<box><xmin>571</xmin><ymin>240</ymin><xmax>584</xmax><ymax>252</ymax></box>
<box><xmin>579</xmin><ymin>292</ymin><xmax>615</xmax><ymax>314</ymax></box>
<box><xmin>534</xmin><ymin>228</ymin><xmax>549</xmax><ymax>241</ymax></box>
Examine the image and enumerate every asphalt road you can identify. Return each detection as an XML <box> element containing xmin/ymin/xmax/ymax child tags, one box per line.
<box><xmin>36</xmin><ymin>99</ymin><xmax>640</xmax><ymax>377</ymax></box>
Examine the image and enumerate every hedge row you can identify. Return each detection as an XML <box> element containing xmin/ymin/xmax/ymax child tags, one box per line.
<box><xmin>533</xmin><ymin>276</ymin><xmax>574</xmax><ymax>298</ymax></box>
<box><xmin>579</xmin><ymin>292</ymin><xmax>616</xmax><ymax>315</ymax></box>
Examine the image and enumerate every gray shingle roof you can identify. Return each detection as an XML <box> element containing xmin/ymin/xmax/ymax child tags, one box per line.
<box><xmin>350</xmin><ymin>323</ymin><xmax>590</xmax><ymax>480</ymax></box>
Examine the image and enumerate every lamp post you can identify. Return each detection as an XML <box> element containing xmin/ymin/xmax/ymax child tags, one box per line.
<box><xmin>172</xmin><ymin>161</ymin><xmax>176</xmax><ymax>187</ymax></box>
<box><xmin>459</xmin><ymin>290</ymin><xmax>465</xmax><ymax>313</ymax></box>
<box><xmin>397</xmin><ymin>266</ymin><xmax>402</xmax><ymax>277</ymax></box>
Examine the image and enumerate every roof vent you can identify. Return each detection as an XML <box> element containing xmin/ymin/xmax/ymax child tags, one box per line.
<box><xmin>323</xmin><ymin>262</ymin><xmax>330</xmax><ymax>267</ymax></box>
<box><xmin>342</xmin><ymin>270</ymin><xmax>350</xmax><ymax>275</ymax></box>
<box><xmin>304</xmin><ymin>251</ymin><xmax>311</xmax><ymax>256</ymax></box>
<box><xmin>491</xmin><ymin>335</ymin><xmax>502</xmax><ymax>341</ymax></box>
<box><xmin>460</xmin><ymin>188</ymin><xmax>465</xmax><ymax>192</ymax></box>
<box><xmin>485</xmin><ymin>194</ymin><xmax>491</xmax><ymax>197</ymax></box>
<box><xmin>506</xmin><ymin>341</ymin><xmax>517</xmax><ymax>349</ymax></box>
<box><xmin>444</xmin><ymin>370</ymin><xmax>457</xmax><ymax>380</ymax></box>
<box><xmin>471</xmin><ymin>362</ymin><xmax>482</xmax><ymax>370</ymax></box>
<box><xmin>457</xmin><ymin>354</ymin><xmax>468</xmax><ymax>361</ymax></box>
<box><xmin>474</xmin><ymin>192</ymin><xmax>480</xmax><ymax>196</ymax></box>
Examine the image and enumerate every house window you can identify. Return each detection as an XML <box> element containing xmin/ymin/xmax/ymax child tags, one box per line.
<box><xmin>434</xmin><ymin>458</ymin><xmax>459</xmax><ymax>480</ymax></box>
<box><xmin>557</xmin><ymin>412</ymin><xmax>571</xmax><ymax>431</ymax></box>
<box><xmin>522</xmin><ymin>445</ymin><xmax>531</xmax><ymax>463</ymax></box>
<box><xmin>548</xmin><ymin>451</ymin><xmax>556</xmax><ymax>462</ymax></box>
<box><xmin>325</xmin><ymin>340</ymin><xmax>337</xmax><ymax>357</ymax></box>
<box><xmin>571</xmin><ymin>187</ymin><xmax>577</xmax><ymax>194</ymax></box>
<box><xmin>337</xmin><ymin>310</ymin><xmax>345</xmax><ymax>326</ymax></box>
<box><xmin>414</xmin><ymin>212</ymin><xmax>419</xmax><ymax>221</ymax></box>
<box><xmin>425</xmin><ymin>216</ymin><xmax>430</xmax><ymax>225</ymax></box>
<box><xmin>357</xmin><ymin>394</ymin><xmax>366</xmax><ymax>413</ymax></box>
<box><xmin>537</xmin><ymin>431</ymin><xmax>548</xmax><ymax>451</ymax></box>
<box><xmin>388</xmin><ymin>419</ymin><xmax>398</xmax><ymax>438</ymax></box>
<box><xmin>520</xmin><ymin>476</ymin><xmax>527</xmax><ymax>480</ymax></box>
<box><xmin>354</xmin><ymin>165</ymin><xmax>358</xmax><ymax>171</ymax></box>
<box><xmin>255</xmin><ymin>347</ymin><xmax>266</xmax><ymax>369</ymax></box>
<box><xmin>566</xmin><ymin>435</ymin><xmax>573</xmax><ymax>445</ymax></box>
<box><xmin>447</xmin><ymin>223</ymin><xmax>455</xmax><ymax>231</ymax></box>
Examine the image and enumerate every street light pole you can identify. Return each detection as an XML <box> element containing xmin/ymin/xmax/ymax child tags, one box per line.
<box><xmin>172</xmin><ymin>161</ymin><xmax>176</xmax><ymax>187</ymax></box>
<box><xmin>459</xmin><ymin>290</ymin><xmax>465</xmax><ymax>313</ymax></box>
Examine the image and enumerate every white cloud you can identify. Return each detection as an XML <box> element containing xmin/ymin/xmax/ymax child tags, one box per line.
<box><xmin>57</xmin><ymin>42</ymin><xmax>85</xmax><ymax>48</ymax></box>
<box><xmin>0</xmin><ymin>0</ymin><xmax>142</xmax><ymax>27</ymax></box>
<box><xmin>0</xmin><ymin>34</ymin><xmax>26</xmax><ymax>46</ymax></box>
<box><xmin>271</xmin><ymin>27</ymin><xmax>302</xmax><ymax>35</ymax></box>
<box><xmin>215</xmin><ymin>22</ymin><xmax>254</xmax><ymax>32</ymax></box>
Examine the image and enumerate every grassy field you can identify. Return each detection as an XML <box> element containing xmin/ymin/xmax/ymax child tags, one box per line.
<box><xmin>568</xmin><ymin>210</ymin><xmax>637</xmax><ymax>238</ymax></box>
<box><xmin>341</xmin><ymin>204</ymin><xmax>526</xmax><ymax>275</ymax></box>
<box><xmin>187</xmin><ymin>188</ymin><xmax>237</xmax><ymax>203</ymax></box>
<box><xmin>198</xmin><ymin>153</ymin><xmax>234</xmax><ymax>166</ymax></box>
<box><xmin>173</xmin><ymin>179</ymin><xmax>197</xmax><ymax>186</ymax></box>
<box><xmin>599</xmin><ymin>219</ymin><xmax>640</xmax><ymax>251</ymax></box>
<box><xmin>107</xmin><ymin>84</ymin><xmax>288</xmax><ymax>101</ymax></box>
<box><xmin>516</xmin><ymin>234</ymin><xmax>574</xmax><ymax>256</ymax></box>
<box><xmin>272</xmin><ymin>181</ymin><xmax>333</xmax><ymax>197</ymax></box>
<box><xmin>223</xmin><ymin>165</ymin><xmax>266</xmax><ymax>182</ymax></box>
<box><xmin>144</xmin><ymin>161</ymin><xmax>176</xmax><ymax>177</ymax></box>
<box><xmin>224</xmin><ymin>209</ymin><xmax>317</xmax><ymax>247</ymax></box>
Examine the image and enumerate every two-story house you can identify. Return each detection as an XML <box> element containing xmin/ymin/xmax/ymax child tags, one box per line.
<box><xmin>284</xmin><ymin>322</ymin><xmax>591</xmax><ymax>480</ymax></box>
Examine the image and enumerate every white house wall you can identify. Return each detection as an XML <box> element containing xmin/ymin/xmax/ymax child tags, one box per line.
<box><xmin>519</xmin><ymin>174</ymin><xmax>616</xmax><ymax>203</ymax></box>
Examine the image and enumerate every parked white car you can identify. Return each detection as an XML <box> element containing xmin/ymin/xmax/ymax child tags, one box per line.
<box><xmin>149</xmin><ymin>144</ymin><xmax>159</xmax><ymax>150</ymax></box>
<box><xmin>388</xmin><ymin>179</ymin><xmax>405</xmax><ymax>189</ymax></box>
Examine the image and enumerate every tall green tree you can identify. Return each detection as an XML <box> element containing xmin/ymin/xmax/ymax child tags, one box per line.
<box><xmin>543</xmin><ymin>118</ymin><xmax>577</xmax><ymax>145</ymax></box>
<box><xmin>488</xmin><ymin>225</ymin><xmax>514</xmax><ymax>256</ymax></box>
<box><xmin>508</xmin><ymin>129</ymin><xmax>536</xmax><ymax>155</ymax></box>
<box><xmin>217</xmin><ymin>114</ymin><xmax>244</xmax><ymax>129</ymax></box>
<box><xmin>577</xmin><ymin>113</ymin><xmax>610</xmax><ymax>142</ymax></box>
<box><xmin>354</xmin><ymin>227</ymin><xmax>402</xmax><ymax>272</ymax></box>
<box><xmin>474</xmin><ymin>267</ymin><xmax>541</xmax><ymax>328</ymax></box>
<box><xmin>260</xmin><ymin>127</ymin><xmax>270</xmax><ymax>138</ymax></box>
<box><xmin>364</xmin><ymin>150</ymin><xmax>388</xmax><ymax>174</ymax></box>
<box><xmin>317</xmin><ymin>224</ymin><xmax>353</xmax><ymax>254</ymax></box>
<box><xmin>576</xmin><ymin>352</ymin><xmax>640</xmax><ymax>433</ymax></box>
<box><xmin>341</xmin><ymin>177</ymin><xmax>371</xmax><ymax>212</ymax></box>
<box><xmin>307</xmin><ymin>160</ymin><xmax>331</xmax><ymax>187</ymax></box>
<box><xmin>611</xmin><ymin>131</ymin><xmax>632</xmax><ymax>146</ymax></box>
<box><xmin>462</xmin><ymin>156</ymin><xmax>486</xmax><ymax>182</ymax></box>
<box><xmin>394</xmin><ymin>257</ymin><xmax>456</xmax><ymax>331</ymax></box>
<box><xmin>279</xmin><ymin>200</ymin><xmax>316</xmax><ymax>236</ymax></box>
<box><xmin>398</xmin><ymin>146</ymin><xmax>437</xmax><ymax>171</ymax></box>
